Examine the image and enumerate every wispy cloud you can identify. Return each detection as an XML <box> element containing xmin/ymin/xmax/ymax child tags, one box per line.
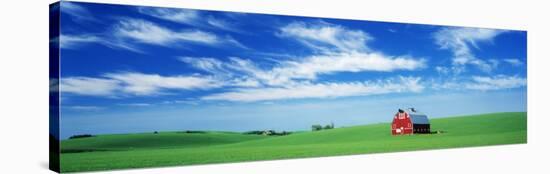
<box><xmin>503</xmin><ymin>59</ymin><xmax>524</xmax><ymax>66</ymax></box>
<box><xmin>104</xmin><ymin>72</ymin><xmax>222</xmax><ymax>96</ymax></box>
<box><xmin>161</xmin><ymin>99</ymin><xmax>199</xmax><ymax>105</ymax></box>
<box><xmin>228</xmin><ymin>77</ymin><xmax>262</xmax><ymax>88</ymax></box>
<box><xmin>118</xmin><ymin>103</ymin><xmax>153</xmax><ymax>107</ymax></box>
<box><xmin>467</xmin><ymin>75</ymin><xmax>527</xmax><ymax>91</ymax></box>
<box><xmin>112</xmin><ymin>18</ymin><xmax>247</xmax><ymax>49</ymax></box>
<box><xmin>179</xmin><ymin>57</ymin><xmax>262</xmax><ymax>87</ymax></box>
<box><xmin>59</xmin><ymin>15</ymin><xmax>524</xmax><ymax>103</ymax></box>
<box><xmin>269</xmin><ymin>52</ymin><xmax>426</xmax><ymax>82</ymax></box>
<box><xmin>278</xmin><ymin>21</ymin><xmax>372</xmax><ymax>52</ymax></box>
<box><xmin>259</xmin><ymin>21</ymin><xmax>425</xmax><ymax>85</ymax></box>
<box><xmin>59</xmin><ymin>34</ymin><xmax>142</xmax><ymax>53</ymax></box>
<box><xmin>60</xmin><ymin>1</ymin><xmax>98</xmax><ymax>23</ymax></box>
<box><xmin>60</xmin><ymin>72</ymin><xmax>222</xmax><ymax>97</ymax></box>
<box><xmin>138</xmin><ymin>7</ymin><xmax>243</xmax><ymax>33</ymax></box>
<box><xmin>178</xmin><ymin>44</ymin><xmax>427</xmax><ymax>101</ymax></box>
<box><xmin>65</xmin><ymin>105</ymin><xmax>105</xmax><ymax>111</ymax></box>
<box><xmin>59</xmin><ymin>34</ymin><xmax>101</xmax><ymax>49</ymax></box>
<box><xmin>179</xmin><ymin>57</ymin><xmax>228</xmax><ymax>75</ymax></box>
<box><xmin>206</xmin><ymin>16</ymin><xmax>242</xmax><ymax>33</ymax></box>
<box><xmin>202</xmin><ymin>76</ymin><xmax>424</xmax><ymax>102</ymax></box>
<box><xmin>434</xmin><ymin>27</ymin><xmax>505</xmax><ymax>72</ymax></box>
<box><xmin>434</xmin><ymin>66</ymin><xmax>450</xmax><ymax>75</ymax></box>
<box><xmin>181</xmin><ymin>52</ymin><xmax>426</xmax><ymax>87</ymax></box>
<box><xmin>137</xmin><ymin>7</ymin><xmax>201</xmax><ymax>26</ymax></box>
<box><xmin>60</xmin><ymin>17</ymin><xmax>247</xmax><ymax>53</ymax></box>
<box><xmin>114</xmin><ymin>18</ymin><xmax>219</xmax><ymax>46</ymax></box>
<box><xmin>432</xmin><ymin>75</ymin><xmax>526</xmax><ymax>91</ymax></box>
<box><xmin>60</xmin><ymin>77</ymin><xmax>121</xmax><ymax>96</ymax></box>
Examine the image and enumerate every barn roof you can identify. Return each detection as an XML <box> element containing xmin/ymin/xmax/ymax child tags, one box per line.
<box><xmin>401</xmin><ymin>108</ymin><xmax>430</xmax><ymax>124</ymax></box>
<box><xmin>409</xmin><ymin>114</ymin><xmax>430</xmax><ymax>124</ymax></box>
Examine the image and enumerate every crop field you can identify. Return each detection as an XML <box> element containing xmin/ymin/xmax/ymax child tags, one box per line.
<box><xmin>60</xmin><ymin>112</ymin><xmax>527</xmax><ymax>172</ymax></box>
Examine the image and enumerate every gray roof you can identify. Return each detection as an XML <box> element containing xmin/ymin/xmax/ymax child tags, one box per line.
<box><xmin>409</xmin><ymin>114</ymin><xmax>430</xmax><ymax>124</ymax></box>
<box><xmin>398</xmin><ymin>108</ymin><xmax>430</xmax><ymax>124</ymax></box>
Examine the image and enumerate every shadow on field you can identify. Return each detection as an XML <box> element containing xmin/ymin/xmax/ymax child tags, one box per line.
<box><xmin>61</xmin><ymin>149</ymin><xmax>111</xmax><ymax>154</ymax></box>
<box><xmin>429</xmin><ymin>130</ymin><xmax>446</xmax><ymax>134</ymax></box>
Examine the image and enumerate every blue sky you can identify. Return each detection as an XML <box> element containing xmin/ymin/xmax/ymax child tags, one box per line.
<box><xmin>53</xmin><ymin>1</ymin><xmax>527</xmax><ymax>139</ymax></box>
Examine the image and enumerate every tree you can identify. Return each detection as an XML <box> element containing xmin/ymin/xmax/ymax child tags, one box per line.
<box><xmin>68</xmin><ymin>134</ymin><xmax>94</xmax><ymax>139</ymax></box>
<box><xmin>311</xmin><ymin>124</ymin><xmax>323</xmax><ymax>131</ymax></box>
<box><xmin>324</xmin><ymin>124</ymin><xmax>333</xmax><ymax>130</ymax></box>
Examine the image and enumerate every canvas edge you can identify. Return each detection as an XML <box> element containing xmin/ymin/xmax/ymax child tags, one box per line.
<box><xmin>49</xmin><ymin>1</ymin><xmax>61</xmax><ymax>173</ymax></box>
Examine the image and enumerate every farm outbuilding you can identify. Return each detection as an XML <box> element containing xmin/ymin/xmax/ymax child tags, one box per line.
<box><xmin>391</xmin><ymin>108</ymin><xmax>431</xmax><ymax>135</ymax></box>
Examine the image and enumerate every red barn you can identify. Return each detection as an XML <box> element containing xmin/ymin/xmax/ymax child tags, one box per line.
<box><xmin>391</xmin><ymin>108</ymin><xmax>430</xmax><ymax>135</ymax></box>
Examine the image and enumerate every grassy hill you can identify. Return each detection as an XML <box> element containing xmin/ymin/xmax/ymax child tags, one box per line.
<box><xmin>60</xmin><ymin>112</ymin><xmax>527</xmax><ymax>172</ymax></box>
<box><xmin>61</xmin><ymin>131</ymin><xmax>269</xmax><ymax>153</ymax></box>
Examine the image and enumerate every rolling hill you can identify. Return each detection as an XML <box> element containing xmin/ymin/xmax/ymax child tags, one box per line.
<box><xmin>60</xmin><ymin>112</ymin><xmax>527</xmax><ymax>172</ymax></box>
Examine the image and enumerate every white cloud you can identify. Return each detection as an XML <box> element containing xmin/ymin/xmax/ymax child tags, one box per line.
<box><xmin>59</xmin><ymin>34</ymin><xmax>143</xmax><ymax>53</ymax></box>
<box><xmin>179</xmin><ymin>57</ymin><xmax>263</xmax><ymax>87</ymax></box>
<box><xmin>256</xmin><ymin>22</ymin><xmax>424</xmax><ymax>85</ymax></box>
<box><xmin>114</xmin><ymin>19</ymin><xmax>219</xmax><ymax>46</ymax></box>
<box><xmin>103</xmin><ymin>72</ymin><xmax>222</xmax><ymax>95</ymax></box>
<box><xmin>503</xmin><ymin>59</ymin><xmax>524</xmax><ymax>66</ymax></box>
<box><xmin>59</xmin><ymin>34</ymin><xmax>101</xmax><ymax>49</ymax></box>
<box><xmin>60</xmin><ymin>72</ymin><xmax>222</xmax><ymax>97</ymax></box>
<box><xmin>279</xmin><ymin>21</ymin><xmax>372</xmax><ymax>52</ymax></box>
<box><xmin>206</xmin><ymin>17</ymin><xmax>240</xmax><ymax>33</ymax></box>
<box><xmin>61</xmin><ymin>20</ymin><xmax>427</xmax><ymax>101</ymax></box>
<box><xmin>182</xmin><ymin>52</ymin><xmax>425</xmax><ymax>87</ymax></box>
<box><xmin>138</xmin><ymin>7</ymin><xmax>242</xmax><ymax>33</ymax></box>
<box><xmin>137</xmin><ymin>7</ymin><xmax>200</xmax><ymax>26</ymax></box>
<box><xmin>270</xmin><ymin>52</ymin><xmax>426</xmax><ymax>82</ymax></box>
<box><xmin>178</xmin><ymin>57</ymin><xmax>228</xmax><ymax>75</ymax></box>
<box><xmin>431</xmin><ymin>75</ymin><xmax>526</xmax><ymax>91</ymax></box>
<box><xmin>161</xmin><ymin>99</ymin><xmax>199</xmax><ymax>105</ymax></box>
<box><xmin>177</xmin><ymin>39</ymin><xmax>427</xmax><ymax>102</ymax></box>
<box><xmin>434</xmin><ymin>27</ymin><xmax>505</xmax><ymax>72</ymax></box>
<box><xmin>229</xmin><ymin>77</ymin><xmax>262</xmax><ymax>87</ymax></box>
<box><xmin>180</xmin><ymin>56</ymin><xmax>271</xmax><ymax>83</ymax></box>
<box><xmin>60</xmin><ymin>1</ymin><xmax>97</xmax><ymax>22</ymax></box>
<box><xmin>118</xmin><ymin>103</ymin><xmax>152</xmax><ymax>107</ymax></box>
<box><xmin>112</xmin><ymin>18</ymin><xmax>246</xmax><ymax>49</ymax></box>
<box><xmin>435</xmin><ymin>66</ymin><xmax>450</xmax><ymax>74</ymax></box>
<box><xmin>467</xmin><ymin>75</ymin><xmax>527</xmax><ymax>91</ymax></box>
<box><xmin>65</xmin><ymin>106</ymin><xmax>105</xmax><ymax>111</ymax></box>
<box><xmin>487</xmin><ymin>59</ymin><xmax>500</xmax><ymax>69</ymax></box>
<box><xmin>202</xmin><ymin>76</ymin><xmax>423</xmax><ymax>102</ymax></box>
<box><xmin>60</xmin><ymin>18</ymin><xmax>246</xmax><ymax>52</ymax></box>
<box><xmin>60</xmin><ymin>77</ymin><xmax>121</xmax><ymax>96</ymax></box>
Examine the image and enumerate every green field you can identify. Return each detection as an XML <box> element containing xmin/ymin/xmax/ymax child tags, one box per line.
<box><xmin>60</xmin><ymin>112</ymin><xmax>527</xmax><ymax>172</ymax></box>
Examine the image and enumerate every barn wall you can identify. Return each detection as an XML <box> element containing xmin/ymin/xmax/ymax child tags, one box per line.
<box><xmin>413</xmin><ymin>124</ymin><xmax>431</xmax><ymax>134</ymax></box>
<box><xmin>391</xmin><ymin>112</ymin><xmax>413</xmax><ymax>135</ymax></box>
<box><xmin>392</xmin><ymin>111</ymin><xmax>432</xmax><ymax>135</ymax></box>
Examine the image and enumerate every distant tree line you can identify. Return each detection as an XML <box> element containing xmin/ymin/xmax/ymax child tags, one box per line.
<box><xmin>311</xmin><ymin>122</ymin><xmax>335</xmax><ymax>131</ymax></box>
<box><xmin>243</xmin><ymin>130</ymin><xmax>292</xmax><ymax>136</ymax></box>
<box><xmin>69</xmin><ymin>134</ymin><xmax>94</xmax><ymax>139</ymax></box>
<box><xmin>177</xmin><ymin>130</ymin><xmax>207</xmax><ymax>134</ymax></box>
